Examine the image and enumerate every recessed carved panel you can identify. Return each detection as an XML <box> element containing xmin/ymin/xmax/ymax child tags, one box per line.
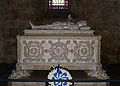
<box><xmin>23</xmin><ymin>40</ymin><xmax>45</xmax><ymax>63</ymax></box>
<box><xmin>73</xmin><ymin>40</ymin><xmax>95</xmax><ymax>63</ymax></box>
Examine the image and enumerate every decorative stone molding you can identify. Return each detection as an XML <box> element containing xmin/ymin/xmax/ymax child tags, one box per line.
<box><xmin>24</xmin><ymin>30</ymin><xmax>95</xmax><ymax>36</ymax></box>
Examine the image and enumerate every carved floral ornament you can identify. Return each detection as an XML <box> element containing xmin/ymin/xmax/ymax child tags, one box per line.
<box><xmin>23</xmin><ymin>40</ymin><xmax>45</xmax><ymax>63</ymax></box>
<box><xmin>73</xmin><ymin>40</ymin><xmax>95</xmax><ymax>62</ymax></box>
<box><xmin>23</xmin><ymin>39</ymin><xmax>95</xmax><ymax>63</ymax></box>
<box><xmin>48</xmin><ymin>40</ymin><xmax>70</xmax><ymax>63</ymax></box>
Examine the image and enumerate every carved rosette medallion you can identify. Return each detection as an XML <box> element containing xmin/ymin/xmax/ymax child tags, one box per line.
<box><xmin>73</xmin><ymin>40</ymin><xmax>95</xmax><ymax>62</ymax></box>
<box><xmin>23</xmin><ymin>40</ymin><xmax>45</xmax><ymax>63</ymax></box>
<box><xmin>48</xmin><ymin>39</ymin><xmax>70</xmax><ymax>63</ymax></box>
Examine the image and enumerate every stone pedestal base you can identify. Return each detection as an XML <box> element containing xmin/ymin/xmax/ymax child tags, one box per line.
<box><xmin>9</xmin><ymin>70</ymin><xmax>31</xmax><ymax>79</ymax></box>
<box><xmin>9</xmin><ymin>82</ymin><xmax>45</xmax><ymax>86</ymax></box>
<box><xmin>9</xmin><ymin>82</ymin><xmax>109</xmax><ymax>86</ymax></box>
<box><xmin>85</xmin><ymin>64</ymin><xmax>109</xmax><ymax>80</ymax></box>
<box><xmin>75</xmin><ymin>82</ymin><xmax>109</xmax><ymax>86</ymax></box>
<box><xmin>85</xmin><ymin>69</ymin><xmax>109</xmax><ymax>80</ymax></box>
<box><xmin>9</xmin><ymin>63</ymin><xmax>32</xmax><ymax>79</ymax></box>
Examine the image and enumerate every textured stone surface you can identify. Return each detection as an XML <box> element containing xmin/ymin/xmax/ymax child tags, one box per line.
<box><xmin>9</xmin><ymin>82</ymin><xmax>108</xmax><ymax>86</ymax></box>
<box><xmin>9</xmin><ymin>82</ymin><xmax>45</xmax><ymax>86</ymax></box>
<box><xmin>0</xmin><ymin>0</ymin><xmax>120</xmax><ymax>63</ymax></box>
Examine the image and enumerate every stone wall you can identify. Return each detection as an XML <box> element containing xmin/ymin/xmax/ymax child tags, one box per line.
<box><xmin>0</xmin><ymin>0</ymin><xmax>120</xmax><ymax>64</ymax></box>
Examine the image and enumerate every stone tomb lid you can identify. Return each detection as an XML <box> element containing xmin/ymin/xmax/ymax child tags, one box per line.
<box><xmin>24</xmin><ymin>29</ymin><xmax>95</xmax><ymax>36</ymax></box>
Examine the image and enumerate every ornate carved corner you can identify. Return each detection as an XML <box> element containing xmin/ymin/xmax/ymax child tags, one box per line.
<box><xmin>85</xmin><ymin>69</ymin><xmax>109</xmax><ymax>80</ymax></box>
<box><xmin>9</xmin><ymin>63</ymin><xmax>32</xmax><ymax>79</ymax></box>
<box><xmin>86</xmin><ymin>70</ymin><xmax>110</xmax><ymax>80</ymax></box>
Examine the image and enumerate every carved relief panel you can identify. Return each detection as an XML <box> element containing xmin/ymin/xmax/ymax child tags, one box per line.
<box><xmin>18</xmin><ymin>36</ymin><xmax>100</xmax><ymax>65</ymax></box>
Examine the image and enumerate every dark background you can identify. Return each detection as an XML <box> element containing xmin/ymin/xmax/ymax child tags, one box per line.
<box><xmin>0</xmin><ymin>0</ymin><xmax>120</xmax><ymax>85</ymax></box>
<box><xmin>0</xmin><ymin>0</ymin><xmax>120</xmax><ymax>64</ymax></box>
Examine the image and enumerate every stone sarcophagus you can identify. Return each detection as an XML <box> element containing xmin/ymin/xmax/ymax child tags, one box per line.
<box><xmin>18</xmin><ymin>30</ymin><xmax>100</xmax><ymax>71</ymax></box>
<box><xmin>9</xmin><ymin>21</ymin><xmax>109</xmax><ymax>80</ymax></box>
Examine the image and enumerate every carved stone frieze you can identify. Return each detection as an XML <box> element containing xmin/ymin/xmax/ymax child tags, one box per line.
<box><xmin>19</xmin><ymin>36</ymin><xmax>99</xmax><ymax>65</ymax></box>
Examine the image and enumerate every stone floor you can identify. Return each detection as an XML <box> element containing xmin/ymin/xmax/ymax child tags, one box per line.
<box><xmin>0</xmin><ymin>64</ymin><xmax>120</xmax><ymax>86</ymax></box>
